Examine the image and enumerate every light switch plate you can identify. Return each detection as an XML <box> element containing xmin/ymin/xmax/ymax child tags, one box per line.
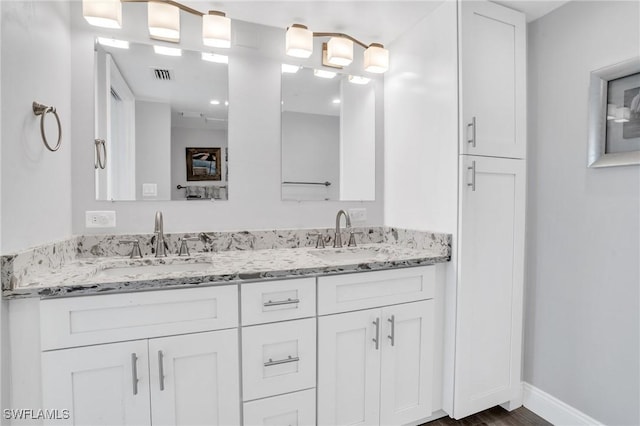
<box><xmin>86</xmin><ymin>211</ymin><xmax>116</xmax><ymax>228</ymax></box>
<box><xmin>348</xmin><ymin>208</ymin><xmax>367</xmax><ymax>225</ymax></box>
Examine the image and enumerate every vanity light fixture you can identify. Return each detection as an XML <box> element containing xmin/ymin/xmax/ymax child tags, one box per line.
<box><xmin>83</xmin><ymin>0</ymin><xmax>231</xmax><ymax>48</ymax></box>
<box><xmin>614</xmin><ymin>106</ymin><xmax>631</xmax><ymax>123</ymax></box>
<box><xmin>281</xmin><ymin>64</ymin><xmax>301</xmax><ymax>74</ymax></box>
<box><xmin>153</xmin><ymin>45</ymin><xmax>182</xmax><ymax>56</ymax></box>
<box><xmin>286</xmin><ymin>24</ymin><xmax>389</xmax><ymax>73</ymax></box>
<box><xmin>201</xmin><ymin>52</ymin><xmax>228</xmax><ymax>64</ymax></box>
<box><xmin>348</xmin><ymin>75</ymin><xmax>370</xmax><ymax>85</ymax></box>
<box><xmin>313</xmin><ymin>69</ymin><xmax>337</xmax><ymax>79</ymax></box>
<box><xmin>83</xmin><ymin>0</ymin><xmax>122</xmax><ymax>28</ymax></box>
<box><xmin>97</xmin><ymin>37</ymin><xmax>129</xmax><ymax>49</ymax></box>
<box><xmin>148</xmin><ymin>1</ymin><xmax>180</xmax><ymax>41</ymax></box>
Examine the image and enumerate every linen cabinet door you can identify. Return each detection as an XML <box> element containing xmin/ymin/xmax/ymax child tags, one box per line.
<box><xmin>459</xmin><ymin>0</ymin><xmax>526</xmax><ymax>159</ymax></box>
<box><xmin>317</xmin><ymin>309</ymin><xmax>381</xmax><ymax>426</ymax></box>
<box><xmin>41</xmin><ymin>340</ymin><xmax>151</xmax><ymax>426</ymax></box>
<box><xmin>380</xmin><ymin>300</ymin><xmax>435</xmax><ymax>425</ymax></box>
<box><xmin>148</xmin><ymin>330</ymin><xmax>240</xmax><ymax>426</ymax></box>
<box><xmin>454</xmin><ymin>155</ymin><xmax>526</xmax><ymax>418</ymax></box>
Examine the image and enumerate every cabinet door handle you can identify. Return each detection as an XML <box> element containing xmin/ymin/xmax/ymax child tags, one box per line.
<box><xmin>131</xmin><ymin>353</ymin><xmax>139</xmax><ymax>396</ymax></box>
<box><xmin>372</xmin><ymin>318</ymin><xmax>380</xmax><ymax>350</ymax></box>
<box><xmin>467</xmin><ymin>160</ymin><xmax>476</xmax><ymax>192</ymax></box>
<box><xmin>387</xmin><ymin>315</ymin><xmax>395</xmax><ymax>346</ymax></box>
<box><xmin>467</xmin><ymin>116</ymin><xmax>476</xmax><ymax>147</ymax></box>
<box><xmin>264</xmin><ymin>355</ymin><xmax>300</xmax><ymax>367</ymax></box>
<box><xmin>263</xmin><ymin>298</ymin><xmax>300</xmax><ymax>307</ymax></box>
<box><xmin>158</xmin><ymin>350</ymin><xmax>165</xmax><ymax>391</ymax></box>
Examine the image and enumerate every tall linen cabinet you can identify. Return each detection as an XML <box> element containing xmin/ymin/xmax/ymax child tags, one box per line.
<box><xmin>453</xmin><ymin>0</ymin><xmax>526</xmax><ymax>419</ymax></box>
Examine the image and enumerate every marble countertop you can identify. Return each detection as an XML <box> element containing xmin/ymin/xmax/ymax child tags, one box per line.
<box><xmin>3</xmin><ymin>243</ymin><xmax>449</xmax><ymax>299</ymax></box>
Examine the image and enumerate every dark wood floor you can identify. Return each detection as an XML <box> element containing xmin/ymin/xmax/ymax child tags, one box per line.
<box><xmin>423</xmin><ymin>406</ymin><xmax>552</xmax><ymax>426</ymax></box>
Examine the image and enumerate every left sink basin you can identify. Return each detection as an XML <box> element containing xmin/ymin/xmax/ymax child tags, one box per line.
<box><xmin>95</xmin><ymin>262</ymin><xmax>213</xmax><ymax>279</ymax></box>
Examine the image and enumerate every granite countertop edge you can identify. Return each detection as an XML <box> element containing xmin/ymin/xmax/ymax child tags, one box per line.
<box><xmin>2</xmin><ymin>245</ymin><xmax>450</xmax><ymax>300</ymax></box>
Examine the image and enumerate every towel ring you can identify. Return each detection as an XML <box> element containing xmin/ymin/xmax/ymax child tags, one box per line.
<box><xmin>32</xmin><ymin>101</ymin><xmax>62</xmax><ymax>152</ymax></box>
<box><xmin>95</xmin><ymin>139</ymin><xmax>107</xmax><ymax>169</ymax></box>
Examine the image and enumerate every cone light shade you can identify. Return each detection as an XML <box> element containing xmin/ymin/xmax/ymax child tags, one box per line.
<box><xmin>203</xmin><ymin>11</ymin><xmax>231</xmax><ymax>48</ymax></box>
<box><xmin>148</xmin><ymin>2</ymin><xmax>180</xmax><ymax>41</ymax></box>
<box><xmin>364</xmin><ymin>43</ymin><xmax>389</xmax><ymax>73</ymax></box>
<box><xmin>286</xmin><ymin>24</ymin><xmax>313</xmax><ymax>58</ymax></box>
<box><xmin>83</xmin><ymin>0</ymin><xmax>122</xmax><ymax>28</ymax></box>
<box><xmin>326</xmin><ymin>37</ymin><xmax>353</xmax><ymax>66</ymax></box>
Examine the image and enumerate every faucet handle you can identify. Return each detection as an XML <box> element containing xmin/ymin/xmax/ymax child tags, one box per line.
<box><xmin>119</xmin><ymin>239</ymin><xmax>143</xmax><ymax>259</ymax></box>
<box><xmin>178</xmin><ymin>236</ymin><xmax>200</xmax><ymax>256</ymax></box>
<box><xmin>347</xmin><ymin>231</ymin><xmax>364</xmax><ymax>248</ymax></box>
<box><xmin>309</xmin><ymin>232</ymin><xmax>327</xmax><ymax>249</ymax></box>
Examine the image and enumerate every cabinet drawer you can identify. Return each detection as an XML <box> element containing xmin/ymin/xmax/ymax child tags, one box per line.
<box><xmin>242</xmin><ymin>318</ymin><xmax>316</xmax><ymax>401</ymax></box>
<box><xmin>317</xmin><ymin>266</ymin><xmax>435</xmax><ymax>315</ymax></box>
<box><xmin>40</xmin><ymin>286</ymin><xmax>238</xmax><ymax>350</ymax></box>
<box><xmin>243</xmin><ymin>389</ymin><xmax>315</xmax><ymax>426</ymax></box>
<box><xmin>241</xmin><ymin>278</ymin><xmax>315</xmax><ymax>325</ymax></box>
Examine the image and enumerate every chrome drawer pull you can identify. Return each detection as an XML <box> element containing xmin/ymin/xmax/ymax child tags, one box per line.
<box><xmin>467</xmin><ymin>116</ymin><xmax>476</xmax><ymax>147</ymax></box>
<box><xmin>263</xmin><ymin>298</ymin><xmax>300</xmax><ymax>307</ymax></box>
<box><xmin>387</xmin><ymin>315</ymin><xmax>395</xmax><ymax>346</ymax></box>
<box><xmin>372</xmin><ymin>318</ymin><xmax>380</xmax><ymax>350</ymax></box>
<box><xmin>264</xmin><ymin>355</ymin><xmax>300</xmax><ymax>367</ymax></box>
<box><xmin>158</xmin><ymin>350</ymin><xmax>165</xmax><ymax>391</ymax></box>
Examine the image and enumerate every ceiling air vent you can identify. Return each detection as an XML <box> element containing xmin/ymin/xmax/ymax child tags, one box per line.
<box><xmin>151</xmin><ymin>68</ymin><xmax>173</xmax><ymax>81</ymax></box>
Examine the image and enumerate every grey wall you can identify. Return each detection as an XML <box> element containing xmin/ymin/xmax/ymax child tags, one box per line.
<box><xmin>525</xmin><ymin>2</ymin><xmax>640</xmax><ymax>425</ymax></box>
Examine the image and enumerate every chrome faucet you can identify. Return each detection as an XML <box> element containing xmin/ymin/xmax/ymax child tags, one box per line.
<box><xmin>334</xmin><ymin>209</ymin><xmax>351</xmax><ymax>248</ymax></box>
<box><xmin>154</xmin><ymin>211</ymin><xmax>167</xmax><ymax>257</ymax></box>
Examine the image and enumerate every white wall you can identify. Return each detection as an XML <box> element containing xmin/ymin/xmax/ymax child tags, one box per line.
<box><xmin>525</xmin><ymin>2</ymin><xmax>640</xmax><ymax>425</ymax></box>
<box><xmin>171</xmin><ymin>126</ymin><xmax>228</xmax><ymax>200</ymax></box>
<box><xmin>70</xmin><ymin>4</ymin><xmax>384</xmax><ymax>235</ymax></box>
<box><xmin>282</xmin><ymin>111</ymin><xmax>340</xmax><ymax>201</ymax></box>
<box><xmin>384</xmin><ymin>0</ymin><xmax>458</xmax><ymax>234</ymax></box>
<box><xmin>135</xmin><ymin>100</ymin><xmax>171</xmax><ymax>200</ymax></box>
<box><xmin>0</xmin><ymin>1</ymin><xmax>73</xmax><ymax>253</ymax></box>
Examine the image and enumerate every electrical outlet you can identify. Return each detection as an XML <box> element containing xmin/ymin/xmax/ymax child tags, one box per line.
<box><xmin>348</xmin><ymin>208</ymin><xmax>367</xmax><ymax>225</ymax></box>
<box><xmin>86</xmin><ymin>211</ymin><xmax>116</xmax><ymax>228</ymax></box>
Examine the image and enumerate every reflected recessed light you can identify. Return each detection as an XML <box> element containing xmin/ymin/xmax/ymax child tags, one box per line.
<box><xmin>201</xmin><ymin>52</ymin><xmax>228</xmax><ymax>64</ymax></box>
<box><xmin>348</xmin><ymin>75</ymin><xmax>371</xmax><ymax>85</ymax></box>
<box><xmin>97</xmin><ymin>37</ymin><xmax>129</xmax><ymax>49</ymax></box>
<box><xmin>153</xmin><ymin>45</ymin><xmax>182</xmax><ymax>56</ymax></box>
<box><xmin>314</xmin><ymin>69</ymin><xmax>336</xmax><ymax>79</ymax></box>
<box><xmin>224</xmin><ymin>100</ymin><xmax>229</xmax><ymax>106</ymax></box>
<box><xmin>332</xmin><ymin>99</ymin><xmax>341</xmax><ymax>104</ymax></box>
<box><xmin>210</xmin><ymin>100</ymin><xmax>221</xmax><ymax>105</ymax></box>
<box><xmin>282</xmin><ymin>64</ymin><xmax>301</xmax><ymax>74</ymax></box>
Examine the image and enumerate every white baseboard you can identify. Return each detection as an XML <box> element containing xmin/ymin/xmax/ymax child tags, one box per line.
<box><xmin>523</xmin><ymin>382</ymin><xmax>604</xmax><ymax>426</ymax></box>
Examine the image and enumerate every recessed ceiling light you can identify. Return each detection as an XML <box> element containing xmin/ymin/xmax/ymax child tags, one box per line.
<box><xmin>201</xmin><ymin>52</ymin><xmax>228</xmax><ymax>64</ymax></box>
<box><xmin>314</xmin><ymin>69</ymin><xmax>336</xmax><ymax>79</ymax></box>
<box><xmin>332</xmin><ymin>99</ymin><xmax>341</xmax><ymax>104</ymax></box>
<box><xmin>224</xmin><ymin>100</ymin><xmax>229</xmax><ymax>106</ymax></box>
<box><xmin>210</xmin><ymin>100</ymin><xmax>221</xmax><ymax>105</ymax></box>
<box><xmin>348</xmin><ymin>75</ymin><xmax>371</xmax><ymax>85</ymax></box>
<box><xmin>281</xmin><ymin>64</ymin><xmax>301</xmax><ymax>74</ymax></box>
<box><xmin>97</xmin><ymin>37</ymin><xmax>129</xmax><ymax>49</ymax></box>
<box><xmin>153</xmin><ymin>45</ymin><xmax>182</xmax><ymax>56</ymax></box>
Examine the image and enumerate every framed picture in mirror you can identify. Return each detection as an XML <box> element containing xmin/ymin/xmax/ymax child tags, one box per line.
<box><xmin>186</xmin><ymin>147</ymin><xmax>222</xmax><ymax>181</ymax></box>
<box><xmin>587</xmin><ymin>57</ymin><xmax>640</xmax><ymax>167</ymax></box>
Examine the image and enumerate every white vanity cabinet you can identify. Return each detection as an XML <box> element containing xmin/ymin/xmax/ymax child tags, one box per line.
<box><xmin>39</xmin><ymin>286</ymin><xmax>241</xmax><ymax>426</ymax></box>
<box><xmin>317</xmin><ymin>267</ymin><xmax>435</xmax><ymax>426</ymax></box>
<box><xmin>459</xmin><ymin>0</ymin><xmax>526</xmax><ymax>159</ymax></box>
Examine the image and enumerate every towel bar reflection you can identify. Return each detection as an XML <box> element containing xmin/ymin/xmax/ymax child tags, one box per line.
<box><xmin>95</xmin><ymin>139</ymin><xmax>107</xmax><ymax>169</ymax></box>
<box><xmin>282</xmin><ymin>181</ymin><xmax>331</xmax><ymax>187</ymax></box>
<box><xmin>32</xmin><ymin>101</ymin><xmax>62</xmax><ymax>152</ymax></box>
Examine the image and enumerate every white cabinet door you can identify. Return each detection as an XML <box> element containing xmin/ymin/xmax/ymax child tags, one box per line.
<box><xmin>149</xmin><ymin>330</ymin><xmax>240</xmax><ymax>426</ymax></box>
<box><xmin>42</xmin><ymin>340</ymin><xmax>151</xmax><ymax>426</ymax></box>
<box><xmin>318</xmin><ymin>308</ymin><xmax>381</xmax><ymax>426</ymax></box>
<box><xmin>380</xmin><ymin>300</ymin><xmax>434</xmax><ymax>425</ymax></box>
<box><xmin>459</xmin><ymin>0</ymin><xmax>526</xmax><ymax>159</ymax></box>
<box><xmin>454</xmin><ymin>155</ymin><xmax>526</xmax><ymax>418</ymax></box>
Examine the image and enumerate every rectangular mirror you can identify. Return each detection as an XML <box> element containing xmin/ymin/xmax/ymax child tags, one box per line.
<box><xmin>94</xmin><ymin>39</ymin><xmax>229</xmax><ymax>201</ymax></box>
<box><xmin>281</xmin><ymin>66</ymin><xmax>377</xmax><ymax>201</ymax></box>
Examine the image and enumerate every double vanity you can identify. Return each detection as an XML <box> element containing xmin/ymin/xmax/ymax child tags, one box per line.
<box><xmin>2</xmin><ymin>221</ymin><xmax>451</xmax><ymax>426</ymax></box>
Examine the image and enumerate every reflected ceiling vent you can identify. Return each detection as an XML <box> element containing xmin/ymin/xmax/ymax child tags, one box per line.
<box><xmin>110</xmin><ymin>87</ymin><xmax>121</xmax><ymax>101</ymax></box>
<box><xmin>151</xmin><ymin>68</ymin><xmax>173</xmax><ymax>80</ymax></box>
